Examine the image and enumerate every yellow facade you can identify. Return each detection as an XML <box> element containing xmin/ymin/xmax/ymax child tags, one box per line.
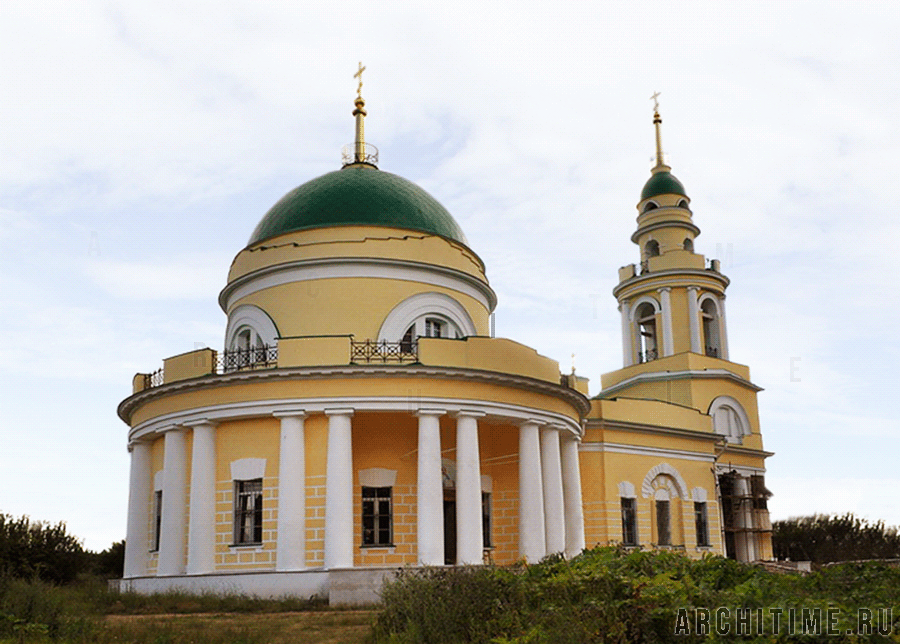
<box><xmin>118</xmin><ymin>104</ymin><xmax>772</xmax><ymax>598</ymax></box>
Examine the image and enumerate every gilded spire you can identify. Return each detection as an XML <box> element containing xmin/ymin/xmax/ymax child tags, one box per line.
<box><xmin>650</xmin><ymin>91</ymin><xmax>669</xmax><ymax>173</ymax></box>
<box><xmin>342</xmin><ymin>62</ymin><xmax>378</xmax><ymax>167</ymax></box>
<box><xmin>353</xmin><ymin>62</ymin><xmax>367</xmax><ymax>162</ymax></box>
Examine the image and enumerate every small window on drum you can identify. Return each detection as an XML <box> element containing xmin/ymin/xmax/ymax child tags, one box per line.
<box><xmin>677</xmin><ymin>199</ymin><xmax>690</xmax><ymax>210</ymax></box>
<box><xmin>683</xmin><ymin>238</ymin><xmax>694</xmax><ymax>252</ymax></box>
<box><xmin>642</xmin><ymin>201</ymin><xmax>659</xmax><ymax>213</ymax></box>
<box><xmin>645</xmin><ymin>240</ymin><xmax>660</xmax><ymax>258</ymax></box>
<box><xmin>424</xmin><ymin>318</ymin><xmax>444</xmax><ymax>338</ymax></box>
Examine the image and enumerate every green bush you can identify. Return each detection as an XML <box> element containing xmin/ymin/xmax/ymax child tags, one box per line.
<box><xmin>0</xmin><ymin>513</ymin><xmax>85</xmax><ymax>585</ymax></box>
<box><xmin>371</xmin><ymin>547</ymin><xmax>900</xmax><ymax>643</ymax></box>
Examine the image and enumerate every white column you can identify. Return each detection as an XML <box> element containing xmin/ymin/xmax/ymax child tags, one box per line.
<box><xmin>560</xmin><ymin>433</ymin><xmax>585</xmax><ymax>558</ymax></box>
<box><xmin>733</xmin><ymin>475</ymin><xmax>756</xmax><ymax>562</ymax></box>
<box><xmin>619</xmin><ymin>301</ymin><xmax>633</xmax><ymax>367</ymax></box>
<box><xmin>416</xmin><ymin>409</ymin><xmax>446</xmax><ymax>565</ymax></box>
<box><xmin>324</xmin><ymin>408</ymin><xmax>354</xmax><ymax>569</ymax></box>
<box><xmin>658</xmin><ymin>287</ymin><xmax>674</xmax><ymax>357</ymax></box>
<box><xmin>455</xmin><ymin>411</ymin><xmax>485</xmax><ymax>565</ymax></box>
<box><xmin>275</xmin><ymin>411</ymin><xmax>307</xmax><ymax>571</ymax></box>
<box><xmin>718</xmin><ymin>296</ymin><xmax>730</xmax><ymax>360</ymax></box>
<box><xmin>687</xmin><ymin>286</ymin><xmax>702</xmax><ymax>354</ymax></box>
<box><xmin>158</xmin><ymin>426</ymin><xmax>187</xmax><ymax>576</ymax></box>
<box><xmin>186</xmin><ymin>420</ymin><xmax>216</xmax><ymax>575</ymax></box>
<box><xmin>541</xmin><ymin>426</ymin><xmax>566</xmax><ymax>555</ymax></box>
<box><xmin>518</xmin><ymin>421</ymin><xmax>546</xmax><ymax>562</ymax></box>
<box><xmin>124</xmin><ymin>440</ymin><xmax>152</xmax><ymax>578</ymax></box>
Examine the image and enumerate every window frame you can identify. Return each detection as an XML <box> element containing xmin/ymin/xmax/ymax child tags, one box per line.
<box><xmin>482</xmin><ymin>491</ymin><xmax>492</xmax><ymax>549</ymax></box>
<box><xmin>361</xmin><ymin>486</ymin><xmax>393</xmax><ymax>548</ymax></box>
<box><xmin>655</xmin><ymin>499</ymin><xmax>671</xmax><ymax>546</ymax></box>
<box><xmin>233</xmin><ymin>478</ymin><xmax>264</xmax><ymax>546</ymax></box>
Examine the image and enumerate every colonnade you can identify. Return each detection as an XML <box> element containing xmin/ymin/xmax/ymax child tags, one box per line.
<box><xmin>123</xmin><ymin>408</ymin><xmax>585</xmax><ymax>578</ymax></box>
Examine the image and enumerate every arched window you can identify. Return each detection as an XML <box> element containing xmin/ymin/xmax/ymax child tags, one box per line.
<box><xmin>654</xmin><ymin>488</ymin><xmax>671</xmax><ymax>546</ymax></box>
<box><xmin>379</xmin><ymin>292</ymin><xmax>476</xmax><ymax>344</ymax></box>
<box><xmin>700</xmin><ymin>299</ymin><xmax>720</xmax><ymax>357</ymax></box>
<box><xmin>677</xmin><ymin>199</ymin><xmax>690</xmax><ymax>210</ymax></box>
<box><xmin>634</xmin><ymin>302</ymin><xmax>658</xmax><ymax>363</ymax></box>
<box><xmin>709</xmin><ymin>396</ymin><xmax>751</xmax><ymax>444</ymax></box>
<box><xmin>642</xmin><ymin>201</ymin><xmax>659</xmax><ymax>213</ymax></box>
<box><xmin>683</xmin><ymin>238</ymin><xmax>694</xmax><ymax>252</ymax></box>
<box><xmin>645</xmin><ymin>240</ymin><xmax>660</xmax><ymax>258</ymax></box>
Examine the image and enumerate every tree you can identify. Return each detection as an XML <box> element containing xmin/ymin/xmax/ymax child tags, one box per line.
<box><xmin>772</xmin><ymin>513</ymin><xmax>900</xmax><ymax>564</ymax></box>
<box><xmin>0</xmin><ymin>513</ymin><xmax>85</xmax><ymax>584</ymax></box>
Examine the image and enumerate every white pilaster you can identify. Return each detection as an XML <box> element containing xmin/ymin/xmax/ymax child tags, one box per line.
<box><xmin>124</xmin><ymin>440</ymin><xmax>152</xmax><ymax>578</ymax></box>
<box><xmin>718</xmin><ymin>296</ymin><xmax>729</xmax><ymax>360</ymax></box>
<box><xmin>733</xmin><ymin>475</ymin><xmax>756</xmax><ymax>562</ymax></box>
<box><xmin>687</xmin><ymin>286</ymin><xmax>702</xmax><ymax>354</ymax></box>
<box><xmin>455</xmin><ymin>411</ymin><xmax>485</xmax><ymax>565</ymax></box>
<box><xmin>560</xmin><ymin>433</ymin><xmax>585</xmax><ymax>558</ymax></box>
<box><xmin>518</xmin><ymin>421</ymin><xmax>546</xmax><ymax>562</ymax></box>
<box><xmin>619</xmin><ymin>301</ymin><xmax>634</xmax><ymax>367</ymax></box>
<box><xmin>416</xmin><ymin>409</ymin><xmax>446</xmax><ymax>565</ymax></box>
<box><xmin>186</xmin><ymin>420</ymin><xmax>217</xmax><ymax>575</ymax></box>
<box><xmin>541</xmin><ymin>426</ymin><xmax>566</xmax><ymax>556</ymax></box>
<box><xmin>658</xmin><ymin>287</ymin><xmax>674</xmax><ymax>357</ymax></box>
<box><xmin>275</xmin><ymin>411</ymin><xmax>307</xmax><ymax>571</ymax></box>
<box><xmin>325</xmin><ymin>408</ymin><xmax>354</xmax><ymax>569</ymax></box>
<box><xmin>158</xmin><ymin>426</ymin><xmax>187</xmax><ymax>576</ymax></box>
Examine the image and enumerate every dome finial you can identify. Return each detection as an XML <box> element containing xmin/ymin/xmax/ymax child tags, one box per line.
<box><xmin>343</xmin><ymin>62</ymin><xmax>379</xmax><ymax>167</ymax></box>
<box><xmin>650</xmin><ymin>91</ymin><xmax>669</xmax><ymax>173</ymax></box>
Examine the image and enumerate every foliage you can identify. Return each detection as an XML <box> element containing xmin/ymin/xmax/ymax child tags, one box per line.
<box><xmin>773</xmin><ymin>513</ymin><xmax>900</xmax><ymax>564</ymax></box>
<box><xmin>371</xmin><ymin>546</ymin><xmax>900</xmax><ymax>643</ymax></box>
<box><xmin>0</xmin><ymin>514</ymin><xmax>85</xmax><ymax>585</ymax></box>
<box><xmin>83</xmin><ymin>540</ymin><xmax>125</xmax><ymax>580</ymax></box>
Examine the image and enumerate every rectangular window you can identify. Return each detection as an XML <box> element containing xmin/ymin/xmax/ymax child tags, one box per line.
<box><xmin>152</xmin><ymin>490</ymin><xmax>162</xmax><ymax>551</ymax></box>
<box><xmin>621</xmin><ymin>497</ymin><xmax>638</xmax><ymax>545</ymax></box>
<box><xmin>482</xmin><ymin>492</ymin><xmax>492</xmax><ymax>548</ymax></box>
<box><xmin>234</xmin><ymin>478</ymin><xmax>263</xmax><ymax>545</ymax></box>
<box><xmin>694</xmin><ymin>502</ymin><xmax>710</xmax><ymax>547</ymax></box>
<box><xmin>362</xmin><ymin>486</ymin><xmax>392</xmax><ymax>547</ymax></box>
<box><xmin>656</xmin><ymin>500</ymin><xmax>671</xmax><ymax>546</ymax></box>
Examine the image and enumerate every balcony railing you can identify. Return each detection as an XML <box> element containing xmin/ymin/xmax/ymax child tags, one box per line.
<box><xmin>350</xmin><ymin>339</ymin><xmax>418</xmax><ymax>364</ymax></box>
<box><xmin>143</xmin><ymin>368</ymin><xmax>164</xmax><ymax>389</ymax></box>
<box><xmin>218</xmin><ymin>344</ymin><xmax>278</xmax><ymax>372</ymax></box>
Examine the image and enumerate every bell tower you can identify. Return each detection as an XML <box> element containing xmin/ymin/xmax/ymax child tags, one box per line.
<box><xmin>614</xmin><ymin>99</ymin><xmax>730</xmax><ymax>367</ymax></box>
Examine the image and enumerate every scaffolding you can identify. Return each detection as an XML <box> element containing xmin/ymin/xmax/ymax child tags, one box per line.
<box><xmin>717</xmin><ymin>471</ymin><xmax>773</xmax><ymax>561</ymax></box>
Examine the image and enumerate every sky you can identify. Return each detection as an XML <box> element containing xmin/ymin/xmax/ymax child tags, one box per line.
<box><xmin>0</xmin><ymin>0</ymin><xmax>897</xmax><ymax>552</ymax></box>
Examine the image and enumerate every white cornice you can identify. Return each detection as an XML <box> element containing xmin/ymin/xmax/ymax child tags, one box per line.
<box><xmin>127</xmin><ymin>394</ymin><xmax>583</xmax><ymax>445</ymax></box>
<box><xmin>579</xmin><ymin>441</ymin><xmax>716</xmax><ymax>463</ymax></box>
<box><xmin>218</xmin><ymin>257</ymin><xmax>497</xmax><ymax>314</ymax></box>
<box><xmin>613</xmin><ymin>269</ymin><xmax>730</xmax><ymax>299</ymax></box>
<box><xmin>597</xmin><ymin>368</ymin><xmax>762</xmax><ymax>398</ymax></box>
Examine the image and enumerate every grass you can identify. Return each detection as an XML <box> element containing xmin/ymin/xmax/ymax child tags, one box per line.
<box><xmin>0</xmin><ymin>576</ymin><xmax>376</xmax><ymax>644</ymax></box>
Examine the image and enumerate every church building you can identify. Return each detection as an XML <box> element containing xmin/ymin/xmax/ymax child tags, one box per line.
<box><xmin>117</xmin><ymin>77</ymin><xmax>772</xmax><ymax>601</ymax></box>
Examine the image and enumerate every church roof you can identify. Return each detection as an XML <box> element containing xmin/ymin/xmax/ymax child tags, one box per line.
<box><xmin>248</xmin><ymin>166</ymin><xmax>468</xmax><ymax>246</ymax></box>
<box><xmin>640</xmin><ymin>169</ymin><xmax>687</xmax><ymax>200</ymax></box>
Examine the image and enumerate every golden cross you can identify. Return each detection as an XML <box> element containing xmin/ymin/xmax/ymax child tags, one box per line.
<box><xmin>354</xmin><ymin>62</ymin><xmax>366</xmax><ymax>97</ymax></box>
<box><xmin>650</xmin><ymin>91</ymin><xmax>661</xmax><ymax>112</ymax></box>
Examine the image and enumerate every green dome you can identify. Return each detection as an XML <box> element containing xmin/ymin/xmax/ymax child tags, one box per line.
<box><xmin>248</xmin><ymin>166</ymin><xmax>468</xmax><ymax>246</ymax></box>
<box><xmin>641</xmin><ymin>170</ymin><xmax>687</xmax><ymax>200</ymax></box>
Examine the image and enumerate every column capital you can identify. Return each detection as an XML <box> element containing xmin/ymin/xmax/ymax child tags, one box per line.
<box><xmin>687</xmin><ymin>285</ymin><xmax>699</xmax><ymax>293</ymax></box>
<box><xmin>273</xmin><ymin>409</ymin><xmax>307</xmax><ymax>419</ymax></box>
<box><xmin>656</xmin><ymin>286</ymin><xmax>672</xmax><ymax>294</ymax></box>
<box><xmin>415</xmin><ymin>408</ymin><xmax>447</xmax><ymax>418</ymax></box>
<box><xmin>452</xmin><ymin>410</ymin><xmax>486</xmax><ymax>419</ymax></box>
<box><xmin>519</xmin><ymin>419</ymin><xmax>546</xmax><ymax>429</ymax></box>
<box><xmin>325</xmin><ymin>408</ymin><xmax>355</xmax><ymax>417</ymax></box>
<box><xmin>159</xmin><ymin>424</ymin><xmax>186</xmax><ymax>434</ymax></box>
<box><xmin>183</xmin><ymin>418</ymin><xmax>218</xmax><ymax>428</ymax></box>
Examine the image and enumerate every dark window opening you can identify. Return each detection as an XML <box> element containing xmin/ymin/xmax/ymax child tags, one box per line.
<box><xmin>482</xmin><ymin>492</ymin><xmax>492</xmax><ymax>548</ymax></box>
<box><xmin>234</xmin><ymin>478</ymin><xmax>263</xmax><ymax>545</ymax></box>
<box><xmin>694</xmin><ymin>502</ymin><xmax>710</xmax><ymax>547</ymax></box>
<box><xmin>152</xmin><ymin>490</ymin><xmax>162</xmax><ymax>552</ymax></box>
<box><xmin>362</xmin><ymin>486</ymin><xmax>393</xmax><ymax>547</ymax></box>
<box><xmin>621</xmin><ymin>497</ymin><xmax>638</xmax><ymax>546</ymax></box>
<box><xmin>656</xmin><ymin>500</ymin><xmax>671</xmax><ymax>546</ymax></box>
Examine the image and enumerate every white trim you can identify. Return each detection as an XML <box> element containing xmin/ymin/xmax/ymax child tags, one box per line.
<box><xmin>230</xmin><ymin>458</ymin><xmax>266</xmax><ymax>481</ymax></box>
<box><xmin>129</xmin><ymin>396</ymin><xmax>583</xmax><ymax>443</ymax></box>
<box><xmin>378</xmin><ymin>292</ymin><xmax>476</xmax><ymax>341</ymax></box>
<box><xmin>629</xmin><ymin>295</ymin><xmax>660</xmax><ymax>322</ymax></box>
<box><xmin>708</xmin><ymin>396</ymin><xmax>752</xmax><ymax>443</ymax></box>
<box><xmin>715</xmin><ymin>464</ymin><xmax>766</xmax><ymax>476</ymax></box>
<box><xmin>225</xmin><ymin>305</ymin><xmax>279</xmax><ymax>349</ymax></box>
<box><xmin>219</xmin><ymin>257</ymin><xmax>497</xmax><ymax>314</ymax></box>
<box><xmin>481</xmin><ymin>474</ymin><xmax>493</xmax><ymax>493</ymax></box>
<box><xmin>153</xmin><ymin>470</ymin><xmax>164</xmax><ymax>491</ymax></box>
<box><xmin>598</xmin><ymin>368</ymin><xmax>762</xmax><ymax>398</ymax></box>
<box><xmin>640</xmin><ymin>463</ymin><xmax>689</xmax><ymax>499</ymax></box>
<box><xmin>690</xmin><ymin>487</ymin><xmax>708</xmax><ymax>502</ymax></box>
<box><xmin>657</xmin><ymin>287</ymin><xmax>674</xmax><ymax>357</ymax></box>
<box><xmin>687</xmin><ymin>286</ymin><xmax>702</xmax><ymax>354</ymax></box>
<box><xmin>358</xmin><ymin>468</ymin><xmax>397</xmax><ymax>487</ymax></box>
<box><xmin>617</xmin><ymin>481</ymin><xmax>636</xmax><ymax>498</ymax></box>
<box><xmin>579</xmin><ymin>441</ymin><xmax>716</xmax><ymax>463</ymax></box>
